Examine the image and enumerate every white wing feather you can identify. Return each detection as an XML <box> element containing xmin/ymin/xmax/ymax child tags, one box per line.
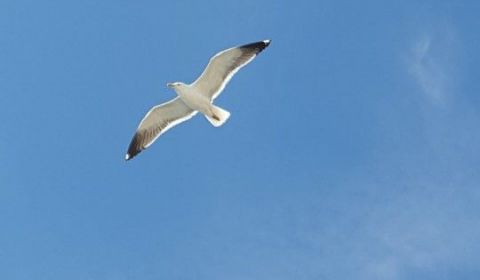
<box><xmin>191</xmin><ymin>40</ymin><xmax>271</xmax><ymax>100</ymax></box>
<box><xmin>125</xmin><ymin>97</ymin><xmax>197</xmax><ymax>160</ymax></box>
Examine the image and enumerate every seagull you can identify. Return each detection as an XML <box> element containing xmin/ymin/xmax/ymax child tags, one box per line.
<box><xmin>125</xmin><ymin>39</ymin><xmax>271</xmax><ymax>160</ymax></box>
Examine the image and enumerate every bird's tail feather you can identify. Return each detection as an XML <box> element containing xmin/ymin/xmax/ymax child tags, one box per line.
<box><xmin>205</xmin><ymin>105</ymin><xmax>230</xmax><ymax>127</ymax></box>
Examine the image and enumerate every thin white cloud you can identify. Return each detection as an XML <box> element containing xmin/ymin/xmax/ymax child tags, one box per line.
<box><xmin>407</xmin><ymin>27</ymin><xmax>457</xmax><ymax>106</ymax></box>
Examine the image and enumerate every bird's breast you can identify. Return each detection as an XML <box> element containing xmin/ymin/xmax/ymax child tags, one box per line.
<box><xmin>175</xmin><ymin>88</ymin><xmax>210</xmax><ymax>112</ymax></box>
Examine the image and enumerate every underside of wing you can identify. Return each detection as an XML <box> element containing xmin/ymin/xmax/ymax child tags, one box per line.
<box><xmin>192</xmin><ymin>40</ymin><xmax>271</xmax><ymax>100</ymax></box>
<box><xmin>125</xmin><ymin>97</ymin><xmax>197</xmax><ymax>160</ymax></box>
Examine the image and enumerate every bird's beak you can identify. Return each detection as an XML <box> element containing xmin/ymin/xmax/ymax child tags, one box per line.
<box><xmin>167</xmin><ymin>83</ymin><xmax>173</xmax><ymax>88</ymax></box>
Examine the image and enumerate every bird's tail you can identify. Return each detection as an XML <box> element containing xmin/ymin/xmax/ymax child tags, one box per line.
<box><xmin>205</xmin><ymin>104</ymin><xmax>230</xmax><ymax>127</ymax></box>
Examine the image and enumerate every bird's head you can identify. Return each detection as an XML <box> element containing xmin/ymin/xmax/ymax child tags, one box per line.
<box><xmin>166</xmin><ymin>82</ymin><xmax>184</xmax><ymax>89</ymax></box>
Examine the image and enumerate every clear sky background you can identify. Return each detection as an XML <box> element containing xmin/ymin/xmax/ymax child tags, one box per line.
<box><xmin>1</xmin><ymin>0</ymin><xmax>480</xmax><ymax>279</ymax></box>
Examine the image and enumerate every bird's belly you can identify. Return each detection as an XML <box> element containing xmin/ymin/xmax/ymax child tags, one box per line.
<box><xmin>177</xmin><ymin>90</ymin><xmax>210</xmax><ymax>113</ymax></box>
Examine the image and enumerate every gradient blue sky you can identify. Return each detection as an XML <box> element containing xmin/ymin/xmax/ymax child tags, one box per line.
<box><xmin>1</xmin><ymin>1</ymin><xmax>480</xmax><ymax>279</ymax></box>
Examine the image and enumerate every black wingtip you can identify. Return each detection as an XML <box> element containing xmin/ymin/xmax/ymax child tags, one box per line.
<box><xmin>239</xmin><ymin>39</ymin><xmax>272</xmax><ymax>54</ymax></box>
<box><xmin>125</xmin><ymin>148</ymin><xmax>142</xmax><ymax>161</ymax></box>
<box><xmin>125</xmin><ymin>153</ymin><xmax>133</xmax><ymax>161</ymax></box>
<box><xmin>125</xmin><ymin>132</ymin><xmax>143</xmax><ymax>161</ymax></box>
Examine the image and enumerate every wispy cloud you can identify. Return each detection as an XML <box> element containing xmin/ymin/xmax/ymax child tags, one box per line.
<box><xmin>407</xmin><ymin>27</ymin><xmax>457</xmax><ymax>106</ymax></box>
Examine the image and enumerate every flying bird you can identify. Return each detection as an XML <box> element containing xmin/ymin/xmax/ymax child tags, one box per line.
<box><xmin>125</xmin><ymin>39</ymin><xmax>271</xmax><ymax>160</ymax></box>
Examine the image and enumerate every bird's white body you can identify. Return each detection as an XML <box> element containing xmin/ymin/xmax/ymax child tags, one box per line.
<box><xmin>125</xmin><ymin>39</ymin><xmax>271</xmax><ymax>160</ymax></box>
<box><xmin>169</xmin><ymin>82</ymin><xmax>230</xmax><ymax>127</ymax></box>
<box><xmin>171</xmin><ymin>84</ymin><xmax>209</xmax><ymax>115</ymax></box>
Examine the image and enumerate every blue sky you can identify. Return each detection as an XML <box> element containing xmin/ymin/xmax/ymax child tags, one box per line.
<box><xmin>1</xmin><ymin>0</ymin><xmax>480</xmax><ymax>279</ymax></box>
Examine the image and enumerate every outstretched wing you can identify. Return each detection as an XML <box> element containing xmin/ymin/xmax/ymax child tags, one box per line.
<box><xmin>192</xmin><ymin>40</ymin><xmax>271</xmax><ymax>101</ymax></box>
<box><xmin>125</xmin><ymin>97</ymin><xmax>197</xmax><ymax>160</ymax></box>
